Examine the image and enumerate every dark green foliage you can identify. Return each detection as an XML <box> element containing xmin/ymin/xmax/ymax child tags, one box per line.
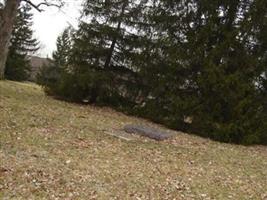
<box><xmin>52</xmin><ymin>27</ymin><xmax>72</xmax><ymax>67</ymax></box>
<box><xmin>45</xmin><ymin>0</ymin><xmax>147</xmax><ymax>104</ymax></box>
<box><xmin>42</xmin><ymin>0</ymin><xmax>267</xmax><ymax>145</ymax></box>
<box><xmin>136</xmin><ymin>0</ymin><xmax>267</xmax><ymax>145</ymax></box>
<box><xmin>5</xmin><ymin>4</ymin><xmax>39</xmax><ymax>81</ymax></box>
<box><xmin>37</xmin><ymin>27</ymin><xmax>72</xmax><ymax>95</ymax></box>
<box><xmin>186</xmin><ymin>0</ymin><xmax>267</xmax><ymax>144</ymax></box>
<box><xmin>5</xmin><ymin>49</ymin><xmax>31</xmax><ymax>81</ymax></box>
<box><xmin>36</xmin><ymin>58</ymin><xmax>58</xmax><ymax>94</ymax></box>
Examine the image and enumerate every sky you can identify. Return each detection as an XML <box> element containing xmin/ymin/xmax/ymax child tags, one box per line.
<box><xmin>32</xmin><ymin>0</ymin><xmax>83</xmax><ymax>57</ymax></box>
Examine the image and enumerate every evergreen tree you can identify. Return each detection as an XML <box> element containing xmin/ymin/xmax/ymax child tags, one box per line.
<box><xmin>37</xmin><ymin>27</ymin><xmax>72</xmax><ymax>94</ymax></box>
<box><xmin>52</xmin><ymin>27</ymin><xmax>72</xmax><ymax>67</ymax></box>
<box><xmin>62</xmin><ymin>0</ymin><xmax>151</xmax><ymax>103</ymax></box>
<box><xmin>152</xmin><ymin>0</ymin><xmax>267</xmax><ymax>144</ymax></box>
<box><xmin>42</xmin><ymin>0</ymin><xmax>267</xmax><ymax>145</ymax></box>
<box><xmin>0</xmin><ymin>0</ymin><xmax>64</xmax><ymax>80</ymax></box>
<box><xmin>5</xmin><ymin>4</ymin><xmax>39</xmax><ymax>81</ymax></box>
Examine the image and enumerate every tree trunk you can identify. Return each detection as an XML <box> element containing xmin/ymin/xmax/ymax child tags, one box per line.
<box><xmin>0</xmin><ymin>0</ymin><xmax>20</xmax><ymax>80</ymax></box>
<box><xmin>104</xmin><ymin>0</ymin><xmax>127</xmax><ymax>69</ymax></box>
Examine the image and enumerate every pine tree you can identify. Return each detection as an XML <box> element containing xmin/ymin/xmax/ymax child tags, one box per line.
<box><xmin>63</xmin><ymin>0</ymin><xmax>151</xmax><ymax>103</ymax></box>
<box><xmin>0</xmin><ymin>0</ymin><xmax>64</xmax><ymax>80</ymax></box>
<box><xmin>154</xmin><ymin>0</ymin><xmax>267</xmax><ymax>144</ymax></box>
<box><xmin>52</xmin><ymin>27</ymin><xmax>72</xmax><ymax>67</ymax></box>
<box><xmin>74</xmin><ymin>0</ymin><xmax>147</xmax><ymax>69</ymax></box>
<box><xmin>41</xmin><ymin>0</ymin><xmax>267</xmax><ymax>145</ymax></box>
<box><xmin>135</xmin><ymin>0</ymin><xmax>195</xmax><ymax>128</ymax></box>
<box><xmin>189</xmin><ymin>0</ymin><xmax>267</xmax><ymax>144</ymax></box>
<box><xmin>135</xmin><ymin>0</ymin><xmax>267</xmax><ymax>144</ymax></box>
<box><xmin>5</xmin><ymin>4</ymin><xmax>39</xmax><ymax>81</ymax></box>
<box><xmin>37</xmin><ymin>27</ymin><xmax>72</xmax><ymax>93</ymax></box>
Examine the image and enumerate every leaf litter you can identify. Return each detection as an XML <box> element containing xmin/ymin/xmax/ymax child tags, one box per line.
<box><xmin>0</xmin><ymin>80</ymin><xmax>267</xmax><ymax>199</ymax></box>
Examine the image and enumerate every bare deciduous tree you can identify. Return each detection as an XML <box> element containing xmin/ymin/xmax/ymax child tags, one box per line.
<box><xmin>0</xmin><ymin>0</ymin><xmax>63</xmax><ymax>79</ymax></box>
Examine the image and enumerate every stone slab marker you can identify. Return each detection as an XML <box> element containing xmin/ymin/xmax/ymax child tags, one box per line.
<box><xmin>123</xmin><ymin>124</ymin><xmax>174</xmax><ymax>141</ymax></box>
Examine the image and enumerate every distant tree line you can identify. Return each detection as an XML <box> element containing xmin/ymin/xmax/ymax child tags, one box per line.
<box><xmin>38</xmin><ymin>0</ymin><xmax>267</xmax><ymax>145</ymax></box>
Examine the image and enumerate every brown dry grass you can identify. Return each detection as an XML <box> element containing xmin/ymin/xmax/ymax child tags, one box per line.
<box><xmin>0</xmin><ymin>80</ymin><xmax>267</xmax><ymax>199</ymax></box>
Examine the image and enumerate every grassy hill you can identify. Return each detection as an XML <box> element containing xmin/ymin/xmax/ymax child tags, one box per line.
<box><xmin>0</xmin><ymin>81</ymin><xmax>267</xmax><ymax>199</ymax></box>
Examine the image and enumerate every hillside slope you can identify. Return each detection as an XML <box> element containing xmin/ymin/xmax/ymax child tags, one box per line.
<box><xmin>0</xmin><ymin>81</ymin><xmax>267</xmax><ymax>199</ymax></box>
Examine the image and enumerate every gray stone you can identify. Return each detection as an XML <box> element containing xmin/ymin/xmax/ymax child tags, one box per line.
<box><xmin>123</xmin><ymin>124</ymin><xmax>174</xmax><ymax>141</ymax></box>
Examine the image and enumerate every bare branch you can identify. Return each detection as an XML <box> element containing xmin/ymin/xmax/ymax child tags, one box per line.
<box><xmin>22</xmin><ymin>0</ymin><xmax>64</xmax><ymax>12</ymax></box>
